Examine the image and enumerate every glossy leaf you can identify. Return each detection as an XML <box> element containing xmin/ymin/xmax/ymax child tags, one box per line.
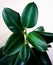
<box><xmin>0</xmin><ymin>52</ymin><xmax>24</xmax><ymax>65</ymax></box>
<box><xmin>0</xmin><ymin>48</ymin><xmax>52</xmax><ymax>65</ymax></box>
<box><xmin>0</xmin><ymin>53</ymin><xmax>17</xmax><ymax>65</ymax></box>
<box><xmin>32</xmin><ymin>48</ymin><xmax>52</xmax><ymax>65</ymax></box>
<box><xmin>12</xmin><ymin>53</ymin><xmax>24</xmax><ymax>65</ymax></box>
<box><xmin>0</xmin><ymin>46</ymin><xmax>25</xmax><ymax>65</ymax></box>
<box><xmin>20</xmin><ymin>44</ymin><xmax>30</xmax><ymax>63</ymax></box>
<box><xmin>27</xmin><ymin>31</ymin><xmax>48</xmax><ymax>52</ymax></box>
<box><xmin>35</xmin><ymin>26</ymin><xmax>45</xmax><ymax>32</ymax></box>
<box><xmin>21</xmin><ymin>2</ymin><xmax>38</xmax><ymax>28</ymax></box>
<box><xmin>35</xmin><ymin>31</ymin><xmax>53</xmax><ymax>43</ymax></box>
<box><xmin>2</xmin><ymin>8</ymin><xmax>24</xmax><ymax>33</ymax></box>
<box><xmin>3</xmin><ymin>32</ymin><xmax>24</xmax><ymax>55</ymax></box>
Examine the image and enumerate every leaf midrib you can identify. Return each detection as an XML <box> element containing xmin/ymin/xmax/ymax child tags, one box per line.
<box><xmin>27</xmin><ymin>34</ymin><xmax>47</xmax><ymax>51</ymax></box>
<box><xmin>27</xmin><ymin>5</ymin><xmax>33</xmax><ymax>27</ymax></box>
<box><xmin>5</xmin><ymin>10</ymin><xmax>23</xmax><ymax>33</ymax></box>
<box><xmin>4</xmin><ymin>34</ymin><xmax>22</xmax><ymax>52</ymax></box>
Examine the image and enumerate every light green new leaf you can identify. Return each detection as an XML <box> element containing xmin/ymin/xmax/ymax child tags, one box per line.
<box><xmin>20</xmin><ymin>44</ymin><xmax>30</xmax><ymax>63</ymax></box>
<box><xmin>3</xmin><ymin>32</ymin><xmax>24</xmax><ymax>55</ymax></box>
<box><xmin>35</xmin><ymin>26</ymin><xmax>45</xmax><ymax>32</ymax></box>
<box><xmin>27</xmin><ymin>31</ymin><xmax>48</xmax><ymax>52</ymax></box>
<box><xmin>2</xmin><ymin>8</ymin><xmax>24</xmax><ymax>33</ymax></box>
<box><xmin>21</xmin><ymin>2</ymin><xmax>38</xmax><ymax>28</ymax></box>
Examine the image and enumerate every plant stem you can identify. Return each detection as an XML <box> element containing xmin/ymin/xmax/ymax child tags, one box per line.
<box><xmin>24</xmin><ymin>28</ymin><xmax>28</xmax><ymax>44</ymax></box>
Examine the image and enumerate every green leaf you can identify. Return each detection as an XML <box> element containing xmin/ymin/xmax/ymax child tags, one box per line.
<box><xmin>0</xmin><ymin>47</ymin><xmax>5</xmax><ymax>58</ymax></box>
<box><xmin>13</xmin><ymin>53</ymin><xmax>24</xmax><ymax>65</ymax></box>
<box><xmin>2</xmin><ymin>8</ymin><xmax>24</xmax><ymax>33</ymax></box>
<box><xmin>32</xmin><ymin>48</ymin><xmax>52</xmax><ymax>65</ymax></box>
<box><xmin>27</xmin><ymin>31</ymin><xmax>48</xmax><ymax>52</ymax></box>
<box><xmin>26</xmin><ymin>48</ymin><xmax>41</xmax><ymax>65</ymax></box>
<box><xmin>3</xmin><ymin>32</ymin><xmax>24</xmax><ymax>55</ymax></box>
<box><xmin>21</xmin><ymin>2</ymin><xmax>38</xmax><ymax>28</ymax></box>
<box><xmin>35</xmin><ymin>31</ymin><xmax>53</xmax><ymax>43</ymax></box>
<box><xmin>0</xmin><ymin>53</ymin><xmax>17</xmax><ymax>65</ymax></box>
<box><xmin>35</xmin><ymin>26</ymin><xmax>45</xmax><ymax>32</ymax></box>
<box><xmin>0</xmin><ymin>52</ymin><xmax>24</xmax><ymax>65</ymax></box>
<box><xmin>20</xmin><ymin>44</ymin><xmax>30</xmax><ymax>63</ymax></box>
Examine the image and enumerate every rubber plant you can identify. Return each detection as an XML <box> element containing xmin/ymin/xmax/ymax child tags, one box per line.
<box><xmin>0</xmin><ymin>2</ymin><xmax>53</xmax><ymax>65</ymax></box>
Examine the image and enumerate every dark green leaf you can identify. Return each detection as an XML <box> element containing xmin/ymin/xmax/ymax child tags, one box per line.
<box><xmin>21</xmin><ymin>2</ymin><xmax>38</xmax><ymax>28</ymax></box>
<box><xmin>48</xmin><ymin>45</ymin><xmax>51</xmax><ymax>48</ymax></box>
<box><xmin>35</xmin><ymin>26</ymin><xmax>45</xmax><ymax>32</ymax></box>
<box><xmin>12</xmin><ymin>53</ymin><xmax>24</xmax><ymax>65</ymax></box>
<box><xmin>0</xmin><ymin>47</ymin><xmax>5</xmax><ymax>58</ymax></box>
<box><xmin>3</xmin><ymin>32</ymin><xmax>24</xmax><ymax>55</ymax></box>
<box><xmin>20</xmin><ymin>44</ymin><xmax>30</xmax><ymax>63</ymax></box>
<box><xmin>0</xmin><ymin>52</ymin><xmax>24</xmax><ymax>65</ymax></box>
<box><xmin>32</xmin><ymin>48</ymin><xmax>52</xmax><ymax>65</ymax></box>
<box><xmin>27</xmin><ymin>31</ymin><xmax>48</xmax><ymax>52</ymax></box>
<box><xmin>2</xmin><ymin>8</ymin><xmax>24</xmax><ymax>33</ymax></box>
<box><xmin>26</xmin><ymin>48</ymin><xmax>41</xmax><ymax>65</ymax></box>
<box><xmin>35</xmin><ymin>31</ymin><xmax>53</xmax><ymax>43</ymax></box>
<box><xmin>0</xmin><ymin>53</ymin><xmax>17</xmax><ymax>65</ymax></box>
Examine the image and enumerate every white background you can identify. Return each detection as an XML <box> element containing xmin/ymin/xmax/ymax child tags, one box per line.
<box><xmin>0</xmin><ymin>0</ymin><xmax>53</xmax><ymax>64</ymax></box>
